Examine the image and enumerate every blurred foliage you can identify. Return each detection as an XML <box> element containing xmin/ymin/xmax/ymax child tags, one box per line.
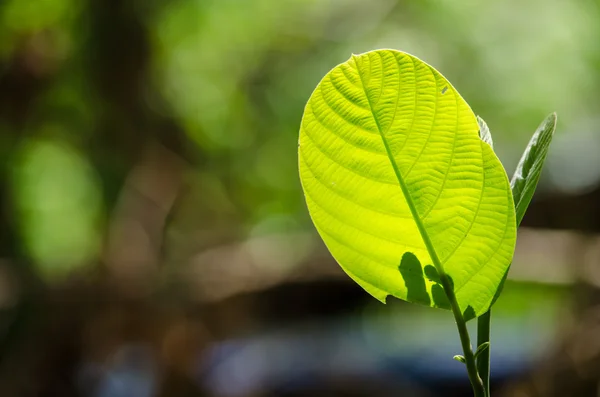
<box><xmin>10</xmin><ymin>135</ymin><xmax>103</xmax><ymax>276</ymax></box>
<box><xmin>0</xmin><ymin>1</ymin><xmax>598</xmax><ymax>395</ymax></box>
<box><xmin>0</xmin><ymin>0</ymin><xmax>596</xmax><ymax>286</ymax></box>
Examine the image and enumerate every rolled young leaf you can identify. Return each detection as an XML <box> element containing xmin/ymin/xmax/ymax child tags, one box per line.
<box><xmin>485</xmin><ymin>113</ymin><xmax>558</xmax><ymax>306</ymax></box>
<box><xmin>477</xmin><ymin>113</ymin><xmax>557</xmax><ymax>393</ymax></box>
<box><xmin>511</xmin><ymin>113</ymin><xmax>557</xmax><ymax>225</ymax></box>
<box><xmin>298</xmin><ymin>49</ymin><xmax>517</xmax><ymax>318</ymax></box>
<box><xmin>477</xmin><ymin>116</ymin><xmax>493</xmax><ymax>148</ymax></box>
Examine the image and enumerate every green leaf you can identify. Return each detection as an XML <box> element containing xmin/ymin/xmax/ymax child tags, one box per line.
<box><xmin>487</xmin><ymin>113</ymin><xmax>557</xmax><ymax>307</ymax></box>
<box><xmin>511</xmin><ymin>113</ymin><xmax>557</xmax><ymax>225</ymax></box>
<box><xmin>474</xmin><ymin>341</ymin><xmax>490</xmax><ymax>359</ymax></box>
<box><xmin>477</xmin><ymin>116</ymin><xmax>493</xmax><ymax>148</ymax></box>
<box><xmin>453</xmin><ymin>355</ymin><xmax>466</xmax><ymax>364</ymax></box>
<box><xmin>298</xmin><ymin>49</ymin><xmax>517</xmax><ymax>318</ymax></box>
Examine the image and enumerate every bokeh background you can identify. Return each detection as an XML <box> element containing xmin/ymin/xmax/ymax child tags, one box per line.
<box><xmin>0</xmin><ymin>0</ymin><xmax>599</xmax><ymax>396</ymax></box>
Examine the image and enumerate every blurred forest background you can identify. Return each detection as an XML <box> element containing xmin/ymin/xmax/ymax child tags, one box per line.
<box><xmin>0</xmin><ymin>0</ymin><xmax>600</xmax><ymax>396</ymax></box>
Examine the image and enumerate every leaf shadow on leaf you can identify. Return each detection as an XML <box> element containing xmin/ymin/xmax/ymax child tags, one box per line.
<box><xmin>398</xmin><ymin>252</ymin><xmax>476</xmax><ymax>321</ymax></box>
<box><xmin>398</xmin><ymin>252</ymin><xmax>430</xmax><ymax>305</ymax></box>
<box><xmin>424</xmin><ymin>264</ymin><xmax>451</xmax><ymax>310</ymax></box>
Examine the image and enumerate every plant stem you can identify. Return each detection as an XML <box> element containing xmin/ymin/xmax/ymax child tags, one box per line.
<box><xmin>477</xmin><ymin>310</ymin><xmax>491</xmax><ymax>396</ymax></box>
<box><xmin>440</xmin><ymin>273</ymin><xmax>486</xmax><ymax>397</ymax></box>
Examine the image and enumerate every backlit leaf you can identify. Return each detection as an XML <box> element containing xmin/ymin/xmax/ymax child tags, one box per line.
<box><xmin>298</xmin><ymin>50</ymin><xmax>516</xmax><ymax>318</ymax></box>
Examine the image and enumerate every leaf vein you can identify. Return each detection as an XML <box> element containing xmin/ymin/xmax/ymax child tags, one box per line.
<box><xmin>299</xmin><ymin>145</ymin><xmax>412</xmax><ymax>218</ymax></box>
<box><xmin>454</xmin><ymin>145</ymin><xmax>512</xmax><ymax>296</ymax></box>
<box><xmin>403</xmin><ymin>65</ymin><xmax>439</xmax><ymax>177</ymax></box>
<box><xmin>396</xmin><ymin>53</ymin><xmax>419</xmax><ymax>155</ymax></box>
<box><xmin>421</xmin><ymin>79</ymin><xmax>461</xmax><ymax>220</ymax></box>
<box><xmin>328</xmin><ymin>73</ymin><xmax>369</xmax><ymax>110</ymax></box>
<box><xmin>306</xmin><ymin>102</ymin><xmax>384</xmax><ymax>155</ymax></box>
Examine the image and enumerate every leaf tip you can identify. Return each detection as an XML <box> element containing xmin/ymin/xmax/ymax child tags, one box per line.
<box><xmin>453</xmin><ymin>355</ymin><xmax>466</xmax><ymax>364</ymax></box>
<box><xmin>540</xmin><ymin>112</ymin><xmax>558</xmax><ymax>137</ymax></box>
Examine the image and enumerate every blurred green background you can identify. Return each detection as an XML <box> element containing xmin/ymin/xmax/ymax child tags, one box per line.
<box><xmin>0</xmin><ymin>0</ymin><xmax>599</xmax><ymax>396</ymax></box>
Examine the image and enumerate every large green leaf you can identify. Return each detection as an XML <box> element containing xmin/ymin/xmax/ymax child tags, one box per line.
<box><xmin>511</xmin><ymin>113</ymin><xmax>557</xmax><ymax>225</ymax></box>
<box><xmin>298</xmin><ymin>49</ymin><xmax>516</xmax><ymax>318</ymax></box>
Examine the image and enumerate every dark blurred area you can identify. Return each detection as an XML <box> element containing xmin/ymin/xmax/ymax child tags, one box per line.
<box><xmin>0</xmin><ymin>0</ymin><xmax>599</xmax><ymax>396</ymax></box>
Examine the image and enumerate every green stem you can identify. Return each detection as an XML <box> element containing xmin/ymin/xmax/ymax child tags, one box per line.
<box><xmin>440</xmin><ymin>273</ymin><xmax>486</xmax><ymax>397</ymax></box>
<box><xmin>477</xmin><ymin>310</ymin><xmax>491</xmax><ymax>397</ymax></box>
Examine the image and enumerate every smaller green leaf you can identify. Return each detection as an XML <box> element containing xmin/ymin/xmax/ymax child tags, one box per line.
<box><xmin>488</xmin><ymin>113</ymin><xmax>557</xmax><ymax>308</ymax></box>
<box><xmin>511</xmin><ymin>113</ymin><xmax>557</xmax><ymax>225</ymax></box>
<box><xmin>453</xmin><ymin>355</ymin><xmax>466</xmax><ymax>364</ymax></box>
<box><xmin>474</xmin><ymin>342</ymin><xmax>490</xmax><ymax>359</ymax></box>
<box><xmin>477</xmin><ymin>116</ymin><xmax>493</xmax><ymax>148</ymax></box>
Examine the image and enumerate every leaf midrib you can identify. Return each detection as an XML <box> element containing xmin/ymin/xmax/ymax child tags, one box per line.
<box><xmin>351</xmin><ymin>54</ymin><xmax>447</xmax><ymax>277</ymax></box>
